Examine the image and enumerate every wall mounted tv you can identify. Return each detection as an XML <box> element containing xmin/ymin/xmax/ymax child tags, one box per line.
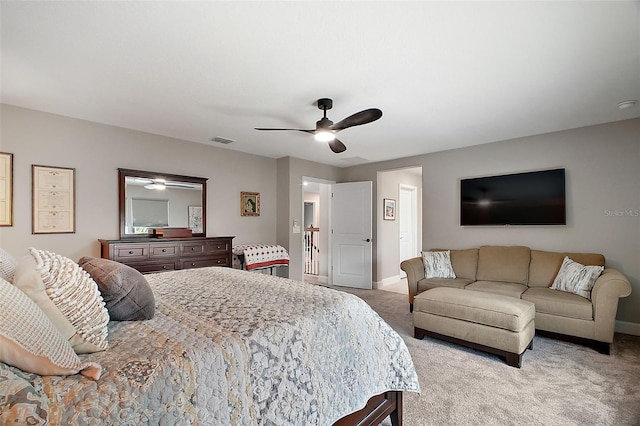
<box><xmin>460</xmin><ymin>168</ymin><xmax>566</xmax><ymax>226</ymax></box>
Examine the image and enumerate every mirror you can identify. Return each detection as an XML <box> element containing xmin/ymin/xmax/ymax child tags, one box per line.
<box><xmin>118</xmin><ymin>168</ymin><xmax>207</xmax><ymax>238</ymax></box>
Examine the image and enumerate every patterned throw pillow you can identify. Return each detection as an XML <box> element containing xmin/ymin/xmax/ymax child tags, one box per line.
<box><xmin>0</xmin><ymin>248</ymin><xmax>18</xmax><ymax>282</ymax></box>
<box><xmin>422</xmin><ymin>250</ymin><xmax>457</xmax><ymax>279</ymax></box>
<box><xmin>551</xmin><ymin>256</ymin><xmax>604</xmax><ymax>300</ymax></box>
<box><xmin>0</xmin><ymin>277</ymin><xmax>101</xmax><ymax>380</ymax></box>
<box><xmin>13</xmin><ymin>248</ymin><xmax>109</xmax><ymax>354</ymax></box>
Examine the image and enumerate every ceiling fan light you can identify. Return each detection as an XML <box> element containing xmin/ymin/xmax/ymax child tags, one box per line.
<box><xmin>314</xmin><ymin>131</ymin><xmax>335</xmax><ymax>142</ymax></box>
<box><xmin>144</xmin><ymin>183</ymin><xmax>166</xmax><ymax>190</ymax></box>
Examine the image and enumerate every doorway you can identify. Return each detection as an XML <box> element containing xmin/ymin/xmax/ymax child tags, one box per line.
<box><xmin>302</xmin><ymin>178</ymin><xmax>333</xmax><ymax>284</ymax></box>
<box><xmin>376</xmin><ymin>167</ymin><xmax>422</xmax><ymax>291</ymax></box>
<box><xmin>399</xmin><ymin>184</ymin><xmax>418</xmax><ymax>278</ymax></box>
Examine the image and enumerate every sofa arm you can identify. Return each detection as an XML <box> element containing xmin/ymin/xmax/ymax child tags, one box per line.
<box><xmin>400</xmin><ymin>256</ymin><xmax>424</xmax><ymax>305</ymax></box>
<box><xmin>591</xmin><ymin>268</ymin><xmax>632</xmax><ymax>343</ymax></box>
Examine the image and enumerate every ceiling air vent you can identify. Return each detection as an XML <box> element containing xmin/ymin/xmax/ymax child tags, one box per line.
<box><xmin>211</xmin><ymin>136</ymin><xmax>235</xmax><ymax>144</ymax></box>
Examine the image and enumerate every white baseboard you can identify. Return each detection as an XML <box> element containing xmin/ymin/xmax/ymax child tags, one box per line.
<box><xmin>615</xmin><ymin>320</ymin><xmax>640</xmax><ymax>336</ymax></box>
<box><xmin>304</xmin><ymin>274</ymin><xmax>328</xmax><ymax>284</ymax></box>
<box><xmin>374</xmin><ymin>275</ymin><xmax>402</xmax><ymax>290</ymax></box>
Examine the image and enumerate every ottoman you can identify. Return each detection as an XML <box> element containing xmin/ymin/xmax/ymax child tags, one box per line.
<box><xmin>413</xmin><ymin>287</ymin><xmax>535</xmax><ymax>368</ymax></box>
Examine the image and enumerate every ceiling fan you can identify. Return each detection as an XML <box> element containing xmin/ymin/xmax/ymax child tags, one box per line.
<box><xmin>128</xmin><ymin>177</ymin><xmax>199</xmax><ymax>190</ymax></box>
<box><xmin>255</xmin><ymin>98</ymin><xmax>382</xmax><ymax>153</ymax></box>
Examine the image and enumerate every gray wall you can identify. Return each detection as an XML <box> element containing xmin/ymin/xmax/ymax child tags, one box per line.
<box><xmin>0</xmin><ymin>104</ymin><xmax>278</xmax><ymax>261</ymax></box>
<box><xmin>344</xmin><ymin>118</ymin><xmax>640</xmax><ymax>329</ymax></box>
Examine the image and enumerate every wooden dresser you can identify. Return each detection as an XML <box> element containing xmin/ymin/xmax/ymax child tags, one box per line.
<box><xmin>99</xmin><ymin>236</ymin><xmax>234</xmax><ymax>274</ymax></box>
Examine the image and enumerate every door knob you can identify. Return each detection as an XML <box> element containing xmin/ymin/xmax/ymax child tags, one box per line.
<box><xmin>363</xmin><ymin>238</ymin><xmax>371</xmax><ymax>242</ymax></box>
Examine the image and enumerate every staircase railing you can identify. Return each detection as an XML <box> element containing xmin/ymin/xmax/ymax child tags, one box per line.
<box><xmin>304</xmin><ymin>227</ymin><xmax>320</xmax><ymax>275</ymax></box>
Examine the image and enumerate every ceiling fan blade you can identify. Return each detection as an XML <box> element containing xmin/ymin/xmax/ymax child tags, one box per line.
<box><xmin>328</xmin><ymin>138</ymin><xmax>347</xmax><ymax>153</ymax></box>
<box><xmin>255</xmin><ymin>128</ymin><xmax>315</xmax><ymax>134</ymax></box>
<box><xmin>330</xmin><ymin>108</ymin><xmax>382</xmax><ymax>131</ymax></box>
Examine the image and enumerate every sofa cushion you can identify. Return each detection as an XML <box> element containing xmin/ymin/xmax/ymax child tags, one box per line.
<box><xmin>418</xmin><ymin>277</ymin><xmax>473</xmax><ymax>293</ymax></box>
<box><xmin>422</xmin><ymin>250</ymin><xmax>456</xmax><ymax>279</ymax></box>
<box><xmin>431</xmin><ymin>248</ymin><xmax>478</xmax><ymax>280</ymax></box>
<box><xmin>521</xmin><ymin>287</ymin><xmax>593</xmax><ymax>320</ymax></box>
<box><xmin>476</xmin><ymin>246</ymin><xmax>530</xmax><ymax>285</ymax></box>
<box><xmin>529</xmin><ymin>250</ymin><xmax>605</xmax><ymax>288</ymax></box>
<box><xmin>465</xmin><ymin>281</ymin><xmax>528</xmax><ymax>299</ymax></box>
<box><xmin>550</xmin><ymin>257</ymin><xmax>604</xmax><ymax>300</ymax></box>
<box><xmin>414</xmin><ymin>287</ymin><xmax>535</xmax><ymax>332</ymax></box>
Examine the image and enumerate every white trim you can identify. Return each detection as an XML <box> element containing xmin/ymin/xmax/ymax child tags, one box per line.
<box><xmin>374</xmin><ymin>275</ymin><xmax>402</xmax><ymax>290</ymax></box>
<box><xmin>304</xmin><ymin>274</ymin><xmax>328</xmax><ymax>284</ymax></box>
<box><xmin>615</xmin><ymin>320</ymin><xmax>640</xmax><ymax>336</ymax></box>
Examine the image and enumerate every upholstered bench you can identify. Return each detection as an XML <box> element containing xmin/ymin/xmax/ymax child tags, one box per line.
<box><xmin>413</xmin><ymin>287</ymin><xmax>535</xmax><ymax>368</ymax></box>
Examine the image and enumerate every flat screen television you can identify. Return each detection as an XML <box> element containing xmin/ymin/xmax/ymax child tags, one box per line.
<box><xmin>460</xmin><ymin>168</ymin><xmax>566</xmax><ymax>226</ymax></box>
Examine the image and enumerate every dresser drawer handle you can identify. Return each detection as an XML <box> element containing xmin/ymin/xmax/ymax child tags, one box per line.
<box><xmin>190</xmin><ymin>262</ymin><xmax>196</xmax><ymax>266</ymax></box>
<box><xmin>191</xmin><ymin>247</ymin><xmax>196</xmax><ymax>251</ymax></box>
<box><xmin>128</xmin><ymin>250</ymin><xmax>134</xmax><ymax>255</ymax></box>
<box><xmin>162</xmin><ymin>249</ymin><xmax>167</xmax><ymax>252</ymax></box>
<box><xmin>216</xmin><ymin>245</ymin><xmax>222</xmax><ymax>250</ymax></box>
<box><xmin>162</xmin><ymin>265</ymin><xmax>168</xmax><ymax>269</ymax></box>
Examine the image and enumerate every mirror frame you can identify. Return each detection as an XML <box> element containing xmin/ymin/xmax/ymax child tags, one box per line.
<box><xmin>118</xmin><ymin>168</ymin><xmax>207</xmax><ymax>239</ymax></box>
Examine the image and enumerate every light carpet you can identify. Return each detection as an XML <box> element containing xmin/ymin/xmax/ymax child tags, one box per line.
<box><xmin>331</xmin><ymin>285</ymin><xmax>640</xmax><ymax>426</ymax></box>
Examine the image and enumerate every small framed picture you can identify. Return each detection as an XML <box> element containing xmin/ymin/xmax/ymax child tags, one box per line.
<box><xmin>241</xmin><ymin>191</ymin><xmax>260</xmax><ymax>216</ymax></box>
<box><xmin>383</xmin><ymin>198</ymin><xmax>396</xmax><ymax>221</ymax></box>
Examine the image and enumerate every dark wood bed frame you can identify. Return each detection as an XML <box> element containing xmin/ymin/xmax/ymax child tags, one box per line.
<box><xmin>334</xmin><ymin>390</ymin><xmax>403</xmax><ymax>426</ymax></box>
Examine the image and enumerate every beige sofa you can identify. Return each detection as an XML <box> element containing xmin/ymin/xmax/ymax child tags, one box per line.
<box><xmin>400</xmin><ymin>246</ymin><xmax>632</xmax><ymax>354</ymax></box>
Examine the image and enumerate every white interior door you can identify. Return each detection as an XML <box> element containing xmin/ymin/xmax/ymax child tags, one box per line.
<box><xmin>331</xmin><ymin>181</ymin><xmax>372</xmax><ymax>289</ymax></box>
<box><xmin>399</xmin><ymin>184</ymin><xmax>417</xmax><ymax>277</ymax></box>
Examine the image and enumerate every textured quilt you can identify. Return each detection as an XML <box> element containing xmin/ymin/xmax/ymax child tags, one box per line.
<box><xmin>0</xmin><ymin>267</ymin><xmax>420</xmax><ymax>425</ymax></box>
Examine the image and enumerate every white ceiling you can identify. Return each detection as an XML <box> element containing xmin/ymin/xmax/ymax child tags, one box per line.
<box><xmin>2</xmin><ymin>1</ymin><xmax>639</xmax><ymax>167</ymax></box>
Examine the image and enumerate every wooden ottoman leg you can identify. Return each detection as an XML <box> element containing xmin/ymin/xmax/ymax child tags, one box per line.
<box><xmin>505</xmin><ymin>352</ymin><xmax>523</xmax><ymax>369</ymax></box>
<box><xmin>414</xmin><ymin>327</ymin><xmax>427</xmax><ymax>340</ymax></box>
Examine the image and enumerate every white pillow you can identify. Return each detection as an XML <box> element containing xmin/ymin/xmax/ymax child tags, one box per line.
<box><xmin>551</xmin><ymin>256</ymin><xmax>604</xmax><ymax>300</ymax></box>
<box><xmin>0</xmin><ymin>277</ymin><xmax>101</xmax><ymax>380</ymax></box>
<box><xmin>0</xmin><ymin>248</ymin><xmax>18</xmax><ymax>282</ymax></box>
<box><xmin>13</xmin><ymin>248</ymin><xmax>109</xmax><ymax>354</ymax></box>
<box><xmin>422</xmin><ymin>250</ymin><xmax>457</xmax><ymax>279</ymax></box>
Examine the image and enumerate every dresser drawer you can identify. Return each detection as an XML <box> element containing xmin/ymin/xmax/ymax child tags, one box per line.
<box><xmin>206</xmin><ymin>240</ymin><xmax>230</xmax><ymax>254</ymax></box>
<box><xmin>113</xmin><ymin>244</ymin><xmax>149</xmax><ymax>262</ymax></box>
<box><xmin>135</xmin><ymin>261</ymin><xmax>178</xmax><ymax>274</ymax></box>
<box><xmin>181</xmin><ymin>258</ymin><xmax>220</xmax><ymax>269</ymax></box>
<box><xmin>149</xmin><ymin>244</ymin><xmax>180</xmax><ymax>258</ymax></box>
<box><xmin>182</xmin><ymin>242</ymin><xmax>205</xmax><ymax>256</ymax></box>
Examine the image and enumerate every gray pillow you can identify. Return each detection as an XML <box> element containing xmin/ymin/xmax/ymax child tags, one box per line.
<box><xmin>78</xmin><ymin>257</ymin><xmax>155</xmax><ymax>321</ymax></box>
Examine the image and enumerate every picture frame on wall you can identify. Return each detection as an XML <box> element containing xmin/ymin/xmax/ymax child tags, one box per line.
<box><xmin>32</xmin><ymin>164</ymin><xmax>76</xmax><ymax>234</ymax></box>
<box><xmin>383</xmin><ymin>198</ymin><xmax>396</xmax><ymax>221</ymax></box>
<box><xmin>240</xmin><ymin>191</ymin><xmax>260</xmax><ymax>216</ymax></box>
<box><xmin>0</xmin><ymin>153</ymin><xmax>13</xmax><ymax>226</ymax></box>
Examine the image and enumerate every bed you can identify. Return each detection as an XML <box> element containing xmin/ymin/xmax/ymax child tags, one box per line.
<box><xmin>1</xmin><ymin>265</ymin><xmax>420</xmax><ymax>425</ymax></box>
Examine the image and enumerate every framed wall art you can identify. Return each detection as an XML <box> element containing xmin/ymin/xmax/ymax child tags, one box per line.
<box><xmin>240</xmin><ymin>192</ymin><xmax>260</xmax><ymax>216</ymax></box>
<box><xmin>0</xmin><ymin>153</ymin><xmax>13</xmax><ymax>226</ymax></box>
<box><xmin>383</xmin><ymin>198</ymin><xmax>396</xmax><ymax>221</ymax></box>
<box><xmin>32</xmin><ymin>164</ymin><xmax>76</xmax><ymax>234</ymax></box>
<box><xmin>188</xmin><ymin>205</ymin><xmax>203</xmax><ymax>233</ymax></box>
